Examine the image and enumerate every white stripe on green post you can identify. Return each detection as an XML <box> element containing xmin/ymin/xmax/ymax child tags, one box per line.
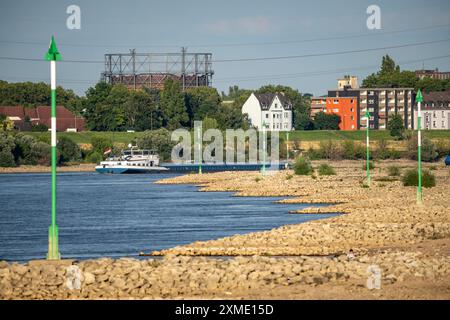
<box><xmin>45</xmin><ymin>36</ymin><xmax>61</xmax><ymax>260</ymax></box>
<box><xmin>416</xmin><ymin>89</ymin><xmax>423</xmax><ymax>204</ymax></box>
<box><xmin>365</xmin><ymin>110</ymin><xmax>371</xmax><ymax>187</ymax></box>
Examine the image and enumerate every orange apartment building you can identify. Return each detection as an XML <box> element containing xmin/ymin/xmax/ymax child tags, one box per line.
<box><xmin>325</xmin><ymin>97</ymin><xmax>358</xmax><ymax>130</ymax></box>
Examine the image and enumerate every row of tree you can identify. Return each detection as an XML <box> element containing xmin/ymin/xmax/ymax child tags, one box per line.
<box><xmin>362</xmin><ymin>55</ymin><xmax>450</xmax><ymax>91</ymax></box>
<box><xmin>1</xmin><ymin>55</ymin><xmax>449</xmax><ymax>133</ymax></box>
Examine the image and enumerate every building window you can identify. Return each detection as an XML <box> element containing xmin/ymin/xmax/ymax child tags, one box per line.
<box><xmin>350</xmin><ymin>108</ymin><xmax>354</xmax><ymax>112</ymax></box>
<box><xmin>433</xmin><ymin>121</ymin><xmax>436</xmax><ymax>128</ymax></box>
<box><xmin>275</xmin><ymin>103</ymin><xmax>278</xmax><ymax>108</ymax></box>
<box><xmin>273</xmin><ymin>114</ymin><xmax>275</xmax><ymax>118</ymax></box>
<box><xmin>265</xmin><ymin>114</ymin><xmax>269</xmax><ymax>119</ymax></box>
<box><xmin>350</xmin><ymin>99</ymin><xmax>354</xmax><ymax>103</ymax></box>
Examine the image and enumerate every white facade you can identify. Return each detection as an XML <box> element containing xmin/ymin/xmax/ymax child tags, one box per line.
<box><xmin>241</xmin><ymin>93</ymin><xmax>293</xmax><ymax>131</ymax></box>
<box><xmin>415</xmin><ymin>108</ymin><xmax>450</xmax><ymax>130</ymax></box>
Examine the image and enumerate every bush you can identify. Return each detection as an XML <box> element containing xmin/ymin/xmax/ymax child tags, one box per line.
<box><xmin>57</xmin><ymin>136</ymin><xmax>81</xmax><ymax>164</ymax></box>
<box><xmin>317</xmin><ymin>163</ymin><xmax>336</xmax><ymax>175</ymax></box>
<box><xmin>387</xmin><ymin>114</ymin><xmax>405</xmax><ymax>140</ymax></box>
<box><xmin>13</xmin><ymin>133</ymin><xmax>36</xmax><ymax>164</ymax></box>
<box><xmin>305</xmin><ymin>147</ymin><xmax>323</xmax><ymax>160</ymax></box>
<box><xmin>85</xmin><ymin>151</ymin><xmax>103</xmax><ymax>164</ymax></box>
<box><xmin>30</xmin><ymin>142</ymin><xmax>51</xmax><ymax>166</ymax></box>
<box><xmin>362</xmin><ymin>161</ymin><xmax>375</xmax><ymax>170</ymax></box>
<box><xmin>0</xmin><ymin>149</ymin><xmax>15</xmax><ymax>167</ymax></box>
<box><xmin>91</xmin><ymin>136</ymin><xmax>113</xmax><ymax>155</ymax></box>
<box><xmin>402</xmin><ymin>169</ymin><xmax>436</xmax><ymax>188</ymax></box>
<box><xmin>342</xmin><ymin>140</ymin><xmax>365</xmax><ymax>160</ymax></box>
<box><xmin>293</xmin><ymin>156</ymin><xmax>313</xmax><ymax>175</ymax></box>
<box><xmin>387</xmin><ymin>165</ymin><xmax>401</xmax><ymax>176</ymax></box>
<box><xmin>318</xmin><ymin>140</ymin><xmax>342</xmax><ymax>160</ymax></box>
<box><xmin>406</xmin><ymin>136</ymin><xmax>438</xmax><ymax>162</ymax></box>
<box><xmin>31</xmin><ymin>123</ymin><xmax>48</xmax><ymax>132</ymax></box>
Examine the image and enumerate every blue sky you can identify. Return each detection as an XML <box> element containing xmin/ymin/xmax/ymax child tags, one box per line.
<box><xmin>1</xmin><ymin>0</ymin><xmax>449</xmax><ymax>96</ymax></box>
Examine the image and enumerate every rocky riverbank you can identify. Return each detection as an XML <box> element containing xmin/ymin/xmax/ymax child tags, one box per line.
<box><xmin>1</xmin><ymin>238</ymin><xmax>449</xmax><ymax>299</ymax></box>
<box><xmin>152</xmin><ymin>160</ymin><xmax>450</xmax><ymax>257</ymax></box>
<box><xmin>1</xmin><ymin>160</ymin><xmax>449</xmax><ymax>299</ymax></box>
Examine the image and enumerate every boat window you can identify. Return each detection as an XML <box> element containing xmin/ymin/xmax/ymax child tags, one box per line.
<box><xmin>150</xmin><ymin>161</ymin><xmax>154</xmax><ymax>166</ymax></box>
<box><xmin>143</xmin><ymin>150</ymin><xmax>149</xmax><ymax>155</ymax></box>
<box><xmin>123</xmin><ymin>151</ymin><xmax>130</xmax><ymax>156</ymax></box>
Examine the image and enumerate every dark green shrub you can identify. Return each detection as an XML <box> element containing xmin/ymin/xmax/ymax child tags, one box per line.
<box><xmin>31</xmin><ymin>123</ymin><xmax>48</xmax><ymax>132</ymax></box>
<box><xmin>57</xmin><ymin>136</ymin><xmax>81</xmax><ymax>164</ymax></box>
<box><xmin>85</xmin><ymin>151</ymin><xmax>103</xmax><ymax>164</ymax></box>
<box><xmin>293</xmin><ymin>156</ymin><xmax>313</xmax><ymax>175</ymax></box>
<box><xmin>402</xmin><ymin>169</ymin><xmax>436</xmax><ymax>188</ymax></box>
<box><xmin>317</xmin><ymin>163</ymin><xmax>336</xmax><ymax>175</ymax></box>
<box><xmin>387</xmin><ymin>165</ymin><xmax>401</xmax><ymax>176</ymax></box>
<box><xmin>30</xmin><ymin>142</ymin><xmax>51</xmax><ymax>166</ymax></box>
<box><xmin>0</xmin><ymin>149</ymin><xmax>15</xmax><ymax>167</ymax></box>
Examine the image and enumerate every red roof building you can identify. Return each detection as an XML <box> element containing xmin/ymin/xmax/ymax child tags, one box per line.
<box><xmin>0</xmin><ymin>106</ymin><xmax>85</xmax><ymax>131</ymax></box>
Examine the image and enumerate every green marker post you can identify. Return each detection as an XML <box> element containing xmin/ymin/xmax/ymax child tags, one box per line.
<box><xmin>416</xmin><ymin>90</ymin><xmax>423</xmax><ymax>204</ymax></box>
<box><xmin>365</xmin><ymin>110</ymin><xmax>371</xmax><ymax>187</ymax></box>
<box><xmin>261</xmin><ymin>121</ymin><xmax>267</xmax><ymax>175</ymax></box>
<box><xmin>198</xmin><ymin>125</ymin><xmax>202</xmax><ymax>174</ymax></box>
<box><xmin>45</xmin><ymin>36</ymin><xmax>61</xmax><ymax>260</ymax></box>
<box><xmin>286</xmin><ymin>131</ymin><xmax>289</xmax><ymax>161</ymax></box>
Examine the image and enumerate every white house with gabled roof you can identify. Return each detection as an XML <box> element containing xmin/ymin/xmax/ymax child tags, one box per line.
<box><xmin>241</xmin><ymin>92</ymin><xmax>293</xmax><ymax>131</ymax></box>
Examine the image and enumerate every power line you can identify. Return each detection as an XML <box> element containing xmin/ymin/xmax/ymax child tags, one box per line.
<box><xmin>1</xmin><ymin>38</ymin><xmax>449</xmax><ymax>65</ymax></box>
<box><xmin>1</xmin><ymin>23</ymin><xmax>450</xmax><ymax>49</ymax></box>
<box><xmin>214</xmin><ymin>54</ymin><xmax>450</xmax><ymax>82</ymax></box>
<box><xmin>213</xmin><ymin>38</ymin><xmax>450</xmax><ymax>62</ymax></box>
<box><xmin>3</xmin><ymin>54</ymin><xmax>449</xmax><ymax>85</ymax></box>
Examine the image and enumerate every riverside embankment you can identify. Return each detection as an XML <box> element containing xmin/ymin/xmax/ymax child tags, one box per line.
<box><xmin>1</xmin><ymin>160</ymin><xmax>449</xmax><ymax>299</ymax></box>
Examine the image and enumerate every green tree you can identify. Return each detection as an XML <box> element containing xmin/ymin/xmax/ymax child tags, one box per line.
<box><xmin>202</xmin><ymin>117</ymin><xmax>218</xmax><ymax>131</ymax></box>
<box><xmin>313</xmin><ymin>112</ymin><xmax>340</xmax><ymax>130</ymax></box>
<box><xmin>387</xmin><ymin>114</ymin><xmax>405</xmax><ymax>140</ymax></box>
<box><xmin>136</xmin><ymin>128</ymin><xmax>175</xmax><ymax>161</ymax></box>
<box><xmin>185</xmin><ymin>87</ymin><xmax>221</xmax><ymax>127</ymax></box>
<box><xmin>160</xmin><ymin>79</ymin><xmax>189</xmax><ymax>129</ymax></box>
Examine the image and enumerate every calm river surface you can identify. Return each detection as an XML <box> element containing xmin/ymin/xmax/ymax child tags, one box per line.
<box><xmin>0</xmin><ymin>172</ymin><xmax>334</xmax><ymax>262</ymax></box>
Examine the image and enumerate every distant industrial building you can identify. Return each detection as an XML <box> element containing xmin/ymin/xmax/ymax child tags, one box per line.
<box><xmin>101</xmin><ymin>48</ymin><xmax>213</xmax><ymax>91</ymax></box>
<box><xmin>414</xmin><ymin>90</ymin><xmax>450</xmax><ymax>130</ymax></box>
<box><xmin>325</xmin><ymin>97</ymin><xmax>358</xmax><ymax>130</ymax></box>
<box><xmin>0</xmin><ymin>106</ymin><xmax>84</xmax><ymax>131</ymax></box>
<box><xmin>415</xmin><ymin>68</ymin><xmax>450</xmax><ymax>80</ymax></box>
<box><xmin>242</xmin><ymin>92</ymin><xmax>293</xmax><ymax>131</ymax></box>
<box><xmin>310</xmin><ymin>97</ymin><xmax>327</xmax><ymax>119</ymax></box>
<box><xmin>328</xmin><ymin>87</ymin><xmax>415</xmax><ymax>130</ymax></box>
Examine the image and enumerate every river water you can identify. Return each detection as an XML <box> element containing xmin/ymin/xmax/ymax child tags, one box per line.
<box><xmin>0</xmin><ymin>172</ymin><xmax>335</xmax><ymax>262</ymax></box>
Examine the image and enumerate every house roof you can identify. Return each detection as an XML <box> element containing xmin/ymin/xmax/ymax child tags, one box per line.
<box><xmin>253</xmin><ymin>92</ymin><xmax>292</xmax><ymax>110</ymax></box>
<box><xmin>422</xmin><ymin>90</ymin><xmax>450</xmax><ymax>104</ymax></box>
<box><xmin>0</xmin><ymin>105</ymin><xmax>85</xmax><ymax>131</ymax></box>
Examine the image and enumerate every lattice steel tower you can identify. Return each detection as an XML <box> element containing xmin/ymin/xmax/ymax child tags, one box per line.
<box><xmin>101</xmin><ymin>48</ymin><xmax>213</xmax><ymax>90</ymax></box>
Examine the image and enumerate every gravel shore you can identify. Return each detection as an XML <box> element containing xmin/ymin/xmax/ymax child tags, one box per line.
<box><xmin>1</xmin><ymin>160</ymin><xmax>449</xmax><ymax>299</ymax></box>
